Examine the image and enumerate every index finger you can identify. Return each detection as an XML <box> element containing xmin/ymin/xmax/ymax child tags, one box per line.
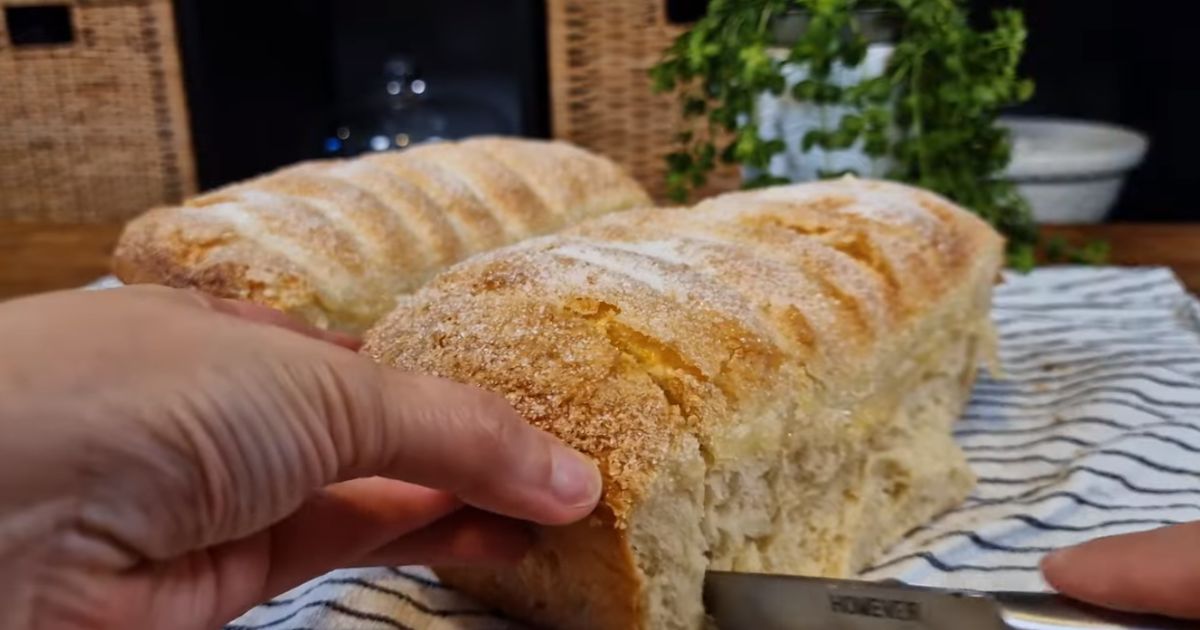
<box><xmin>1042</xmin><ymin>521</ymin><xmax>1200</xmax><ymax>619</ymax></box>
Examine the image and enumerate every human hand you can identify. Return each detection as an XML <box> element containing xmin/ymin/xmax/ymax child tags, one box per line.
<box><xmin>1042</xmin><ymin>522</ymin><xmax>1200</xmax><ymax>619</ymax></box>
<box><xmin>0</xmin><ymin>286</ymin><xmax>602</xmax><ymax>630</ymax></box>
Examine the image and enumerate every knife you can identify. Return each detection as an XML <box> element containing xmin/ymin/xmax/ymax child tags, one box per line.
<box><xmin>704</xmin><ymin>571</ymin><xmax>1195</xmax><ymax>629</ymax></box>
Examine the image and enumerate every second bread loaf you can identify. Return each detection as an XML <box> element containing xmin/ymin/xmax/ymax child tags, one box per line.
<box><xmin>112</xmin><ymin>137</ymin><xmax>651</xmax><ymax>332</ymax></box>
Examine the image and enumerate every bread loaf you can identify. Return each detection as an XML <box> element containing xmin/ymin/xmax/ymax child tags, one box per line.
<box><xmin>112</xmin><ymin>137</ymin><xmax>651</xmax><ymax>332</ymax></box>
<box><xmin>363</xmin><ymin>179</ymin><xmax>1004</xmax><ymax>629</ymax></box>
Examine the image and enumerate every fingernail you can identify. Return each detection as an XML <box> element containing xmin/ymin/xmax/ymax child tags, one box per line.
<box><xmin>550</xmin><ymin>448</ymin><xmax>602</xmax><ymax>509</ymax></box>
<box><xmin>1042</xmin><ymin>547</ymin><xmax>1074</xmax><ymax>572</ymax></box>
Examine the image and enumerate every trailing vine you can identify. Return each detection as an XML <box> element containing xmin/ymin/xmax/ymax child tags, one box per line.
<box><xmin>651</xmin><ymin>0</ymin><xmax>1058</xmax><ymax>267</ymax></box>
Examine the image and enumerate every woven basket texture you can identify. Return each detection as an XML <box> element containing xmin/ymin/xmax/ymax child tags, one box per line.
<box><xmin>0</xmin><ymin>0</ymin><xmax>195</xmax><ymax>222</ymax></box>
<box><xmin>547</xmin><ymin>0</ymin><xmax>741</xmax><ymax>203</ymax></box>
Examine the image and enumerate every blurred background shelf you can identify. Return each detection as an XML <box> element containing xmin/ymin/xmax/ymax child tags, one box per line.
<box><xmin>2</xmin><ymin>0</ymin><xmax>1198</xmax><ymax>298</ymax></box>
<box><xmin>7</xmin><ymin>0</ymin><xmax>1191</xmax><ymax>220</ymax></box>
<box><xmin>3</xmin><ymin>222</ymin><xmax>1200</xmax><ymax>301</ymax></box>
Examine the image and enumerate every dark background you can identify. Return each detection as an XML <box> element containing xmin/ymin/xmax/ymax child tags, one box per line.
<box><xmin>173</xmin><ymin>0</ymin><xmax>547</xmax><ymax>190</ymax></box>
<box><xmin>174</xmin><ymin>0</ymin><xmax>1197</xmax><ymax>221</ymax></box>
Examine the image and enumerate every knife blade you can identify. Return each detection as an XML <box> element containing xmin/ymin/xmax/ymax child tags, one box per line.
<box><xmin>703</xmin><ymin>571</ymin><xmax>1195</xmax><ymax>629</ymax></box>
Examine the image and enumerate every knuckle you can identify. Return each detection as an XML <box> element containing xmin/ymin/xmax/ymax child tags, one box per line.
<box><xmin>453</xmin><ymin>390</ymin><xmax>538</xmax><ymax>485</ymax></box>
<box><xmin>470</xmin><ymin>390</ymin><xmax>526</xmax><ymax>447</ymax></box>
<box><xmin>465</xmin><ymin>402</ymin><xmax>513</xmax><ymax>452</ymax></box>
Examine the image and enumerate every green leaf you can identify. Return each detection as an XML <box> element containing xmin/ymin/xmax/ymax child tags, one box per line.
<box><xmin>856</xmin><ymin>77</ymin><xmax>894</xmax><ymax>104</ymax></box>
<box><xmin>815</xmin><ymin>83</ymin><xmax>844</xmax><ymax>104</ymax></box>
<box><xmin>697</xmin><ymin>142</ymin><xmax>717</xmax><ymax>169</ymax></box>
<box><xmin>666</xmin><ymin>151</ymin><xmax>694</xmax><ymax>172</ymax></box>
<box><xmin>802</xmin><ymin>129</ymin><xmax>827</xmax><ymax>152</ymax></box>
<box><xmin>733</xmin><ymin>127</ymin><xmax>763</xmax><ymax>163</ymax></box>
<box><xmin>767</xmin><ymin>74</ymin><xmax>787</xmax><ymax>95</ymax></box>
<box><xmin>791</xmin><ymin>79</ymin><xmax>819</xmax><ymax>101</ymax></box>
<box><xmin>738</xmin><ymin>44</ymin><xmax>772</xmax><ymax>79</ymax></box>
<box><xmin>818</xmin><ymin>168</ymin><xmax>860</xmax><ymax>179</ymax></box>
<box><xmin>649</xmin><ymin>63</ymin><xmax>677</xmax><ymax>93</ymax></box>
<box><xmin>1075</xmin><ymin>240</ymin><xmax>1111</xmax><ymax>264</ymax></box>
<box><xmin>840</xmin><ymin>114</ymin><xmax>864</xmax><ymax>136</ymax></box>
<box><xmin>863</xmin><ymin>136</ymin><xmax>889</xmax><ymax>157</ymax></box>
<box><xmin>840</xmin><ymin>36</ymin><xmax>868</xmax><ymax>67</ymax></box>
<box><xmin>1007</xmin><ymin>244</ymin><xmax>1036</xmax><ymax>272</ymax></box>
<box><xmin>810</xmin><ymin>56</ymin><xmax>833</xmax><ymax>78</ymax></box>
<box><xmin>1017</xmin><ymin>79</ymin><xmax>1035</xmax><ymax>102</ymax></box>
<box><xmin>720</xmin><ymin>142</ymin><xmax>739</xmax><ymax>164</ymax></box>
<box><xmin>665</xmin><ymin>171</ymin><xmax>689</xmax><ymax>203</ymax></box>
<box><xmin>1044</xmin><ymin>235</ymin><xmax>1069</xmax><ymax>260</ymax></box>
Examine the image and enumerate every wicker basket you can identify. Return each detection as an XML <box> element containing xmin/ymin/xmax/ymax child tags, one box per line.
<box><xmin>0</xmin><ymin>0</ymin><xmax>196</xmax><ymax>223</ymax></box>
<box><xmin>547</xmin><ymin>0</ymin><xmax>740</xmax><ymax>203</ymax></box>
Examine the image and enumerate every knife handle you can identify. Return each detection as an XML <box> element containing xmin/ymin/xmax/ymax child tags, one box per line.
<box><xmin>995</xmin><ymin>592</ymin><xmax>1196</xmax><ymax>630</ymax></box>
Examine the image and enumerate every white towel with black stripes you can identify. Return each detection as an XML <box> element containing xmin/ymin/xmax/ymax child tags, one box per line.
<box><xmin>95</xmin><ymin>267</ymin><xmax>1200</xmax><ymax>630</ymax></box>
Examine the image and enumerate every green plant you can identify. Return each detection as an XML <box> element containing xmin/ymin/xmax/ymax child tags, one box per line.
<box><xmin>1043</xmin><ymin>235</ymin><xmax>1110</xmax><ymax>266</ymax></box>
<box><xmin>651</xmin><ymin>0</ymin><xmax>1045</xmax><ymax>267</ymax></box>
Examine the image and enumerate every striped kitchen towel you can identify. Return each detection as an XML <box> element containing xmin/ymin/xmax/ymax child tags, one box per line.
<box><xmin>94</xmin><ymin>267</ymin><xmax>1200</xmax><ymax>629</ymax></box>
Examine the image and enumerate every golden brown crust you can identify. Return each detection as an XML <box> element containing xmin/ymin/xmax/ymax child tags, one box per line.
<box><xmin>112</xmin><ymin>206</ymin><xmax>317</xmax><ymax>310</ymax></box>
<box><xmin>318</xmin><ymin>160</ymin><xmax>467</xmax><ymax>267</ymax></box>
<box><xmin>396</xmin><ymin>142</ymin><xmax>556</xmax><ymax>236</ymax></box>
<box><xmin>470</xmin><ymin>137</ymin><xmax>652</xmax><ymax>220</ymax></box>
<box><xmin>365</xmin><ymin>179</ymin><xmax>1002</xmax><ymax>520</ymax></box>
<box><xmin>361</xmin><ymin>151</ymin><xmax>510</xmax><ymax>254</ymax></box>
<box><xmin>112</xmin><ymin>137</ymin><xmax>652</xmax><ymax>332</ymax></box>
<box><xmin>436</xmin><ymin>508</ymin><xmax>644</xmax><ymax>629</ymax></box>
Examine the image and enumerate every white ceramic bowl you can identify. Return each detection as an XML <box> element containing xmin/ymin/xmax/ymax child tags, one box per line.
<box><xmin>1001</xmin><ymin>117</ymin><xmax>1149</xmax><ymax>224</ymax></box>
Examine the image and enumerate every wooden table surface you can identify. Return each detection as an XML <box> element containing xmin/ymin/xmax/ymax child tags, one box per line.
<box><xmin>2</xmin><ymin>222</ymin><xmax>1200</xmax><ymax>300</ymax></box>
<box><xmin>1</xmin><ymin>222</ymin><xmax>125</xmax><ymax>300</ymax></box>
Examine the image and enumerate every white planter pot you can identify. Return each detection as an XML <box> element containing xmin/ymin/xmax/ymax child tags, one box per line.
<box><xmin>748</xmin><ymin>42</ymin><xmax>894</xmax><ymax>183</ymax></box>
<box><xmin>1001</xmin><ymin>117</ymin><xmax>1149</xmax><ymax>224</ymax></box>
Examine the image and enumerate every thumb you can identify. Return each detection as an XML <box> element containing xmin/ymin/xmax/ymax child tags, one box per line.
<box><xmin>1041</xmin><ymin>521</ymin><xmax>1200</xmax><ymax>619</ymax></box>
<box><xmin>173</xmin><ymin>287</ymin><xmax>602</xmax><ymax>528</ymax></box>
<box><xmin>317</xmin><ymin>358</ymin><xmax>603</xmax><ymax>527</ymax></box>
